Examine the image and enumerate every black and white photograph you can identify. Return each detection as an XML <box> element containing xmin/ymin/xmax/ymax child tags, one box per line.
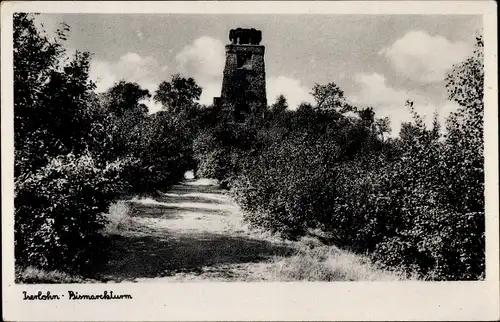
<box><xmin>2</xmin><ymin>1</ymin><xmax>498</xmax><ymax>321</ymax></box>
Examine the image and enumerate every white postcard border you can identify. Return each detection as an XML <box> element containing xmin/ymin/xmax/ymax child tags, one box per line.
<box><xmin>2</xmin><ymin>1</ymin><xmax>498</xmax><ymax>321</ymax></box>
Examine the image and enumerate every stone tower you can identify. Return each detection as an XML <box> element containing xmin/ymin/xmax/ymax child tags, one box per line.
<box><xmin>214</xmin><ymin>28</ymin><xmax>267</xmax><ymax>120</ymax></box>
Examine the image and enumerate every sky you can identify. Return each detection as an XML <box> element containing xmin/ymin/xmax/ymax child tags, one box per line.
<box><xmin>35</xmin><ymin>13</ymin><xmax>482</xmax><ymax>135</ymax></box>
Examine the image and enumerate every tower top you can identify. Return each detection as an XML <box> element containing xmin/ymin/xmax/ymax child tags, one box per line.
<box><xmin>229</xmin><ymin>28</ymin><xmax>262</xmax><ymax>45</ymax></box>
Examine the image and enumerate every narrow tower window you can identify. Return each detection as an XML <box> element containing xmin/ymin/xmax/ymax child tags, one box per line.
<box><xmin>237</xmin><ymin>53</ymin><xmax>252</xmax><ymax>69</ymax></box>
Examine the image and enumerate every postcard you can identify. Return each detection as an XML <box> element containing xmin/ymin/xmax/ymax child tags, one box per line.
<box><xmin>1</xmin><ymin>1</ymin><xmax>498</xmax><ymax>321</ymax></box>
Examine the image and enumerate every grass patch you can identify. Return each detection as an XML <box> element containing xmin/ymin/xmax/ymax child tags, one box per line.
<box><xmin>102</xmin><ymin>201</ymin><xmax>134</xmax><ymax>235</ymax></box>
<box><xmin>271</xmin><ymin>237</ymin><xmax>416</xmax><ymax>281</ymax></box>
<box><xmin>15</xmin><ymin>266</ymin><xmax>95</xmax><ymax>284</ymax></box>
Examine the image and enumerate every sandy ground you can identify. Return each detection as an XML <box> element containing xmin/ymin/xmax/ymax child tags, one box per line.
<box><xmin>96</xmin><ymin>178</ymin><xmax>296</xmax><ymax>282</ymax></box>
<box><xmin>93</xmin><ymin>175</ymin><xmax>407</xmax><ymax>283</ymax></box>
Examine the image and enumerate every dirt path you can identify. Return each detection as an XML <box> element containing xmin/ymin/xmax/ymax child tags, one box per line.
<box><xmin>95</xmin><ymin>179</ymin><xmax>296</xmax><ymax>282</ymax></box>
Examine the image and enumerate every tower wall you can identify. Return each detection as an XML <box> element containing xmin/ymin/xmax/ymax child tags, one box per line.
<box><xmin>214</xmin><ymin>28</ymin><xmax>267</xmax><ymax>119</ymax></box>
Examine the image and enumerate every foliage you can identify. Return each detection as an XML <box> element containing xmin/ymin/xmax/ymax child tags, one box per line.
<box><xmin>96</xmin><ymin>81</ymin><xmax>150</xmax><ymax>163</ymax></box>
<box><xmin>154</xmin><ymin>74</ymin><xmax>202</xmax><ymax>114</ymax></box>
<box><xmin>225</xmin><ymin>36</ymin><xmax>485</xmax><ymax>280</ymax></box>
<box><xmin>95</xmin><ymin>76</ymin><xmax>202</xmax><ymax>194</ymax></box>
<box><xmin>125</xmin><ymin>110</ymin><xmax>195</xmax><ymax>192</ymax></box>
<box><xmin>443</xmin><ymin>34</ymin><xmax>484</xmax><ymax>215</ymax></box>
<box><xmin>193</xmin><ymin>110</ymin><xmax>259</xmax><ymax>187</ymax></box>
<box><xmin>101</xmin><ymin>81</ymin><xmax>150</xmax><ymax>117</ymax></box>
<box><xmin>374</xmin><ymin>117</ymin><xmax>391</xmax><ymax>141</ymax></box>
<box><xmin>15</xmin><ymin>153</ymin><xmax>123</xmax><ymax>272</ymax></box>
<box><xmin>152</xmin><ymin>73</ymin><xmax>206</xmax><ymax>179</ymax></box>
<box><xmin>13</xmin><ymin>13</ymin><xmax>484</xmax><ymax>281</ymax></box>
<box><xmin>13</xmin><ymin>14</ymin><xmax>198</xmax><ymax>274</ymax></box>
<box><xmin>13</xmin><ymin>13</ymin><xmax>117</xmax><ymax>273</ymax></box>
<box><xmin>270</xmin><ymin>94</ymin><xmax>288</xmax><ymax>113</ymax></box>
<box><xmin>369</xmin><ymin>90</ymin><xmax>484</xmax><ymax>279</ymax></box>
<box><xmin>310</xmin><ymin>82</ymin><xmax>353</xmax><ymax>113</ymax></box>
<box><xmin>14</xmin><ymin>13</ymin><xmax>98</xmax><ymax>176</ymax></box>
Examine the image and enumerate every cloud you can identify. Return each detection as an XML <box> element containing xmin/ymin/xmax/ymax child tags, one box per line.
<box><xmin>34</xmin><ymin>16</ymin><xmax>165</xmax><ymax>114</ymax></box>
<box><xmin>176</xmin><ymin>36</ymin><xmax>314</xmax><ymax>108</ymax></box>
<box><xmin>176</xmin><ymin>36</ymin><xmax>226</xmax><ymax>80</ymax></box>
<box><xmin>89</xmin><ymin>52</ymin><xmax>167</xmax><ymax>113</ymax></box>
<box><xmin>175</xmin><ymin>36</ymin><xmax>226</xmax><ymax>105</ymax></box>
<box><xmin>352</xmin><ymin>73</ymin><xmax>410</xmax><ymax>107</ymax></box>
<box><xmin>380</xmin><ymin>30</ymin><xmax>470</xmax><ymax>83</ymax></box>
<box><xmin>267</xmin><ymin>76</ymin><xmax>314</xmax><ymax>109</ymax></box>
<box><xmin>350</xmin><ymin>72</ymin><xmax>460</xmax><ymax>136</ymax></box>
<box><xmin>90</xmin><ymin>52</ymin><xmax>166</xmax><ymax>93</ymax></box>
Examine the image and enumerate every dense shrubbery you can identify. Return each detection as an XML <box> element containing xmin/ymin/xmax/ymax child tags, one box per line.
<box><xmin>199</xmin><ymin>36</ymin><xmax>485</xmax><ymax>280</ymax></box>
<box><xmin>230</xmin><ymin>114</ymin><xmax>389</xmax><ymax>242</ymax></box>
<box><xmin>14</xmin><ymin>12</ymin><xmax>484</xmax><ymax>281</ymax></box>
<box><xmin>94</xmin><ymin>79</ymin><xmax>198</xmax><ymax>195</ymax></box>
<box><xmin>121</xmin><ymin>110</ymin><xmax>196</xmax><ymax>193</ymax></box>
<box><xmin>13</xmin><ymin>13</ymin><xmax>111</xmax><ymax>273</ymax></box>
<box><xmin>193</xmin><ymin>110</ymin><xmax>261</xmax><ymax>187</ymax></box>
<box><xmin>14</xmin><ymin>153</ymin><xmax>123</xmax><ymax>271</ymax></box>
<box><xmin>14</xmin><ymin>14</ymin><xmax>199</xmax><ymax>274</ymax></box>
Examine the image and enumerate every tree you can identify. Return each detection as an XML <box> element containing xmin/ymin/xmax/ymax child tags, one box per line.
<box><xmin>13</xmin><ymin>13</ymin><xmax>119</xmax><ymax>274</ymax></box>
<box><xmin>430</xmin><ymin>111</ymin><xmax>441</xmax><ymax>141</ymax></box>
<box><xmin>358</xmin><ymin>107</ymin><xmax>375</xmax><ymax>127</ymax></box>
<box><xmin>310</xmin><ymin>82</ymin><xmax>351</xmax><ymax>112</ymax></box>
<box><xmin>443</xmin><ymin>33</ymin><xmax>484</xmax><ymax>214</ymax></box>
<box><xmin>398</xmin><ymin>100</ymin><xmax>442</xmax><ymax>147</ymax></box>
<box><xmin>101</xmin><ymin>81</ymin><xmax>150</xmax><ymax>117</ymax></box>
<box><xmin>98</xmin><ymin>81</ymin><xmax>151</xmax><ymax>161</ymax></box>
<box><xmin>154</xmin><ymin>74</ymin><xmax>202</xmax><ymax>114</ymax></box>
<box><xmin>297</xmin><ymin>102</ymin><xmax>314</xmax><ymax>112</ymax></box>
<box><xmin>445</xmin><ymin>34</ymin><xmax>484</xmax><ymax>112</ymax></box>
<box><xmin>374</xmin><ymin>117</ymin><xmax>391</xmax><ymax>141</ymax></box>
<box><xmin>271</xmin><ymin>94</ymin><xmax>288</xmax><ymax>112</ymax></box>
<box><xmin>151</xmin><ymin>75</ymin><xmax>206</xmax><ymax>184</ymax></box>
<box><xmin>13</xmin><ymin>13</ymin><xmax>97</xmax><ymax>175</ymax></box>
<box><xmin>399</xmin><ymin>122</ymin><xmax>421</xmax><ymax>142</ymax></box>
<box><xmin>445</xmin><ymin>33</ymin><xmax>484</xmax><ymax>149</ymax></box>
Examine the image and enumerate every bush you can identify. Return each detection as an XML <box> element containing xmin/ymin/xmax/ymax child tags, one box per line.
<box><xmin>191</xmin><ymin>35</ymin><xmax>485</xmax><ymax>280</ymax></box>
<box><xmin>13</xmin><ymin>13</ymin><xmax>200</xmax><ymax>276</ymax></box>
<box><xmin>193</xmin><ymin>112</ymin><xmax>260</xmax><ymax>187</ymax></box>
<box><xmin>95</xmin><ymin>84</ymin><xmax>196</xmax><ymax>195</ymax></box>
<box><xmin>373</xmin><ymin>209</ymin><xmax>485</xmax><ymax>280</ymax></box>
<box><xmin>231</xmin><ymin>123</ymin><xmax>484</xmax><ymax>279</ymax></box>
<box><xmin>228</xmin><ymin>86</ymin><xmax>484</xmax><ymax>280</ymax></box>
<box><xmin>231</xmin><ymin>129</ymin><xmax>352</xmax><ymax>240</ymax></box>
<box><xmin>14</xmin><ymin>153</ymin><xmax>122</xmax><ymax>272</ymax></box>
<box><xmin>128</xmin><ymin>112</ymin><xmax>194</xmax><ymax>192</ymax></box>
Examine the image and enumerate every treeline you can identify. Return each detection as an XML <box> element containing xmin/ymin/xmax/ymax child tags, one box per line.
<box><xmin>14</xmin><ymin>13</ymin><xmax>204</xmax><ymax>275</ymax></box>
<box><xmin>14</xmin><ymin>13</ymin><xmax>485</xmax><ymax>281</ymax></box>
<box><xmin>194</xmin><ymin>36</ymin><xmax>485</xmax><ymax>280</ymax></box>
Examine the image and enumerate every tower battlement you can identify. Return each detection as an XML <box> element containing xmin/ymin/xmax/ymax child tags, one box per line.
<box><xmin>229</xmin><ymin>28</ymin><xmax>262</xmax><ymax>45</ymax></box>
